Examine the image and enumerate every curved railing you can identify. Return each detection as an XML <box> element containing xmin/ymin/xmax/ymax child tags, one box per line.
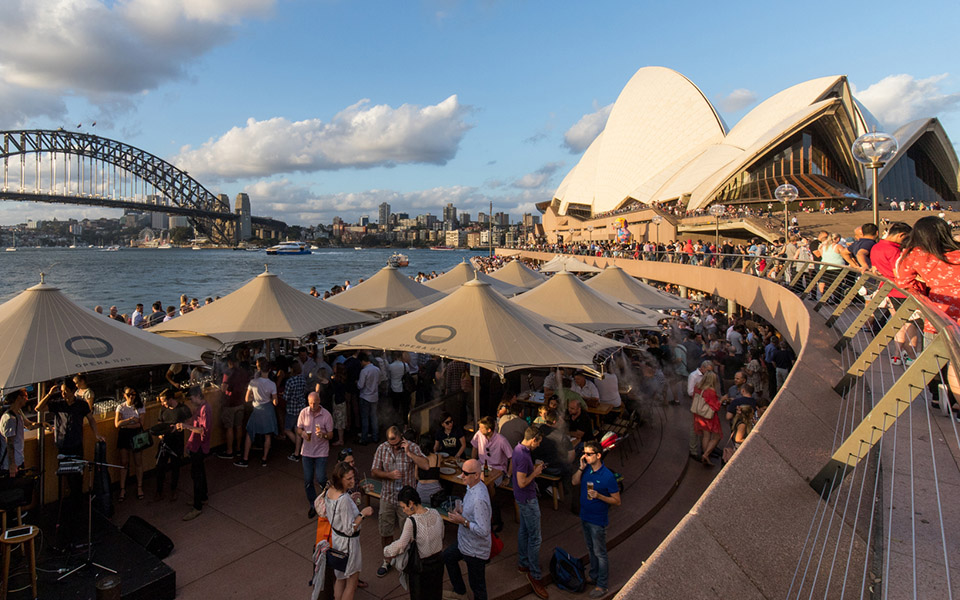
<box><xmin>504</xmin><ymin>248</ymin><xmax>960</xmax><ymax>599</ymax></box>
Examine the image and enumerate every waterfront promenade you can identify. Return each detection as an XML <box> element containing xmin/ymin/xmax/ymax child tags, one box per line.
<box><xmin>61</xmin><ymin>404</ymin><xmax>711</xmax><ymax>600</ymax></box>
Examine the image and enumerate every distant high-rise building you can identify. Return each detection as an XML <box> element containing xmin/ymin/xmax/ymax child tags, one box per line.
<box><xmin>478</xmin><ymin>212</ymin><xmax>489</xmax><ymax>225</ymax></box>
<box><xmin>494</xmin><ymin>212</ymin><xmax>510</xmax><ymax>227</ymax></box>
<box><xmin>417</xmin><ymin>214</ymin><xmax>437</xmax><ymax>228</ymax></box>
<box><xmin>235</xmin><ymin>193</ymin><xmax>252</xmax><ymax>241</ymax></box>
<box><xmin>442</xmin><ymin>203</ymin><xmax>457</xmax><ymax>228</ymax></box>
<box><xmin>378</xmin><ymin>202</ymin><xmax>391</xmax><ymax>227</ymax></box>
<box><xmin>522</xmin><ymin>213</ymin><xmax>540</xmax><ymax>227</ymax></box>
<box><xmin>459</xmin><ymin>213</ymin><xmax>471</xmax><ymax>227</ymax></box>
<box><xmin>359</xmin><ymin>215</ymin><xmax>370</xmax><ymax>227</ymax></box>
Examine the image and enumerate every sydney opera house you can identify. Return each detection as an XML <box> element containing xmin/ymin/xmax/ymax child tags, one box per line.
<box><xmin>540</xmin><ymin>67</ymin><xmax>960</xmax><ymax>241</ymax></box>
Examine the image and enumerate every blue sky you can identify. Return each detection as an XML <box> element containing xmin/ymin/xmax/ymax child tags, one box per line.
<box><xmin>1</xmin><ymin>0</ymin><xmax>959</xmax><ymax>226</ymax></box>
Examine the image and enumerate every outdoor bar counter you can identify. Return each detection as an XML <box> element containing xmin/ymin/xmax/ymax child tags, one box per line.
<box><xmin>24</xmin><ymin>395</ymin><xmax>226</xmax><ymax>505</ymax></box>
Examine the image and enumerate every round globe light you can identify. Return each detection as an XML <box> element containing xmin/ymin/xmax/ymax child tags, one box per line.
<box><xmin>708</xmin><ymin>204</ymin><xmax>726</xmax><ymax>217</ymax></box>
<box><xmin>775</xmin><ymin>183</ymin><xmax>799</xmax><ymax>204</ymax></box>
<box><xmin>851</xmin><ymin>132</ymin><xmax>898</xmax><ymax>166</ymax></box>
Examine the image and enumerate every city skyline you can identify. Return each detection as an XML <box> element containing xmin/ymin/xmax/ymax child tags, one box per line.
<box><xmin>1</xmin><ymin>0</ymin><xmax>959</xmax><ymax>226</ymax></box>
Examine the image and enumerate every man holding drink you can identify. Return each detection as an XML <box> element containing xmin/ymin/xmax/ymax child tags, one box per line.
<box><xmin>297</xmin><ymin>391</ymin><xmax>333</xmax><ymax>519</ymax></box>
<box><xmin>512</xmin><ymin>427</ymin><xmax>548</xmax><ymax>598</ymax></box>
<box><xmin>571</xmin><ymin>440</ymin><xmax>621</xmax><ymax>599</ymax></box>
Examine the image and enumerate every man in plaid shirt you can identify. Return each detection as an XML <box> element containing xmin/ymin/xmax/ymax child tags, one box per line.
<box><xmin>370</xmin><ymin>425</ymin><xmax>423</xmax><ymax>577</ymax></box>
<box><xmin>283</xmin><ymin>362</ymin><xmax>308</xmax><ymax>460</ymax></box>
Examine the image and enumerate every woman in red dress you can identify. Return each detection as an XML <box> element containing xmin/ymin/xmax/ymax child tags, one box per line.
<box><xmin>895</xmin><ymin>216</ymin><xmax>960</xmax><ymax>406</ymax></box>
<box><xmin>693</xmin><ymin>371</ymin><xmax>722</xmax><ymax>467</ymax></box>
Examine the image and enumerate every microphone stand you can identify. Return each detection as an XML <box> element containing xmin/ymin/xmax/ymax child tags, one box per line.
<box><xmin>57</xmin><ymin>457</ymin><xmax>123</xmax><ymax>582</ymax></box>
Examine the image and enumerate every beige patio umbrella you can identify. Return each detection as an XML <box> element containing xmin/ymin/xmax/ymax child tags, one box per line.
<box><xmin>151</xmin><ymin>266</ymin><xmax>375</xmax><ymax>345</ymax></box>
<box><xmin>423</xmin><ymin>261</ymin><xmax>527</xmax><ymax>297</ymax></box>
<box><xmin>511</xmin><ymin>270</ymin><xmax>661</xmax><ymax>332</ymax></box>
<box><xmin>0</xmin><ymin>276</ymin><xmax>206</xmax><ymax>390</ymax></box>
<box><xmin>326</xmin><ymin>265</ymin><xmax>446</xmax><ymax>316</ymax></box>
<box><xmin>489</xmin><ymin>259</ymin><xmax>547</xmax><ymax>290</ymax></box>
<box><xmin>330</xmin><ymin>278</ymin><xmax>624</xmax><ymax>421</ymax></box>
<box><xmin>585</xmin><ymin>265</ymin><xmax>692</xmax><ymax>311</ymax></box>
<box><xmin>538</xmin><ymin>254</ymin><xmax>603</xmax><ymax>273</ymax></box>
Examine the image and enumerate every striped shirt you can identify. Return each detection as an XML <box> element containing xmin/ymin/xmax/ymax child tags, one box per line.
<box><xmin>284</xmin><ymin>375</ymin><xmax>307</xmax><ymax>415</ymax></box>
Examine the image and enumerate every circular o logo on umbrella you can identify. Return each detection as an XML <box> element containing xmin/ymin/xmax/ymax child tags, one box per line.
<box><xmin>65</xmin><ymin>336</ymin><xmax>115</xmax><ymax>359</ymax></box>
<box><xmin>415</xmin><ymin>325</ymin><xmax>457</xmax><ymax>345</ymax></box>
<box><xmin>543</xmin><ymin>324</ymin><xmax>583</xmax><ymax>343</ymax></box>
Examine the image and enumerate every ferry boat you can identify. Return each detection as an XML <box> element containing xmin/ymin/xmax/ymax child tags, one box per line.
<box><xmin>266</xmin><ymin>241</ymin><xmax>312</xmax><ymax>255</ymax></box>
<box><xmin>387</xmin><ymin>252</ymin><xmax>410</xmax><ymax>267</ymax></box>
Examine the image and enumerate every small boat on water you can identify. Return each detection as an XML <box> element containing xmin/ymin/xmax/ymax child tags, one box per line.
<box><xmin>266</xmin><ymin>241</ymin><xmax>311</xmax><ymax>255</ymax></box>
<box><xmin>100</xmin><ymin>245</ymin><xmax>120</xmax><ymax>252</ymax></box>
<box><xmin>429</xmin><ymin>246</ymin><xmax>455</xmax><ymax>251</ymax></box>
<box><xmin>158</xmin><ymin>243</ymin><xmax>173</xmax><ymax>249</ymax></box>
<box><xmin>6</xmin><ymin>231</ymin><xmax>17</xmax><ymax>252</ymax></box>
<box><xmin>354</xmin><ymin>247</ymin><xmax>362</xmax><ymax>251</ymax></box>
<box><xmin>387</xmin><ymin>252</ymin><xmax>409</xmax><ymax>267</ymax></box>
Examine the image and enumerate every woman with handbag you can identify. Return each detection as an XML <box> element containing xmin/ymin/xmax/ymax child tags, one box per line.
<box><xmin>691</xmin><ymin>371</ymin><xmax>722</xmax><ymax>468</ymax></box>
<box><xmin>115</xmin><ymin>387</ymin><xmax>147</xmax><ymax>501</ymax></box>
<box><xmin>325</xmin><ymin>461</ymin><xmax>374</xmax><ymax>600</ymax></box>
<box><xmin>383</xmin><ymin>486</ymin><xmax>444</xmax><ymax>600</ymax></box>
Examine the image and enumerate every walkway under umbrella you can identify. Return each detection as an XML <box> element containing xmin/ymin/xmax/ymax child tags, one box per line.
<box><xmin>585</xmin><ymin>264</ymin><xmax>692</xmax><ymax>311</ymax></box>
<box><xmin>511</xmin><ymin>270</ymin><xmax>661</xmax><ymax>333</ymax></box>
<box><xmin>423</xmin><ymin>261</ymin><xmax>527</xmax><ymax>297</ymax></box>
<box><xmin>326</xmin><ymin>265</ymin><xmax>446</xmax><ymax>317</ymax></box>
<box><xmin>488</xmin><ymin>259</ymin><xmax>547</xmax><ymax>290</ymax></box>
<box><xmin>329</xmin><ymin>278</ymin><xmax>624</xmax><ymax>420</ymax></box>
<box><xmin>150</xmin><ymin>266</ymin><xmax>376</xmax><ymax>346</ymax></box>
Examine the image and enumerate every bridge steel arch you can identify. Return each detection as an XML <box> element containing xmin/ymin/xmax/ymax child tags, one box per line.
<box><xmin>1</xmin><ymin>129</ymin><xmax>236</xmax><ymax>244</ymax></box>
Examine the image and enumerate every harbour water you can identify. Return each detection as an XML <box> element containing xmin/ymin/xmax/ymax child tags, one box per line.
<box><xmin>0</xmin><ymin>247</ymin><xmax>484</xmax><ymax>311</ymax></box>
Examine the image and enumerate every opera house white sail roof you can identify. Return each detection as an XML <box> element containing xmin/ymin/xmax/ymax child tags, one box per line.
<box><xmin>551</xmin><ymin>67</ymin><xmax>960</xmax><ymax>218</ymax></box>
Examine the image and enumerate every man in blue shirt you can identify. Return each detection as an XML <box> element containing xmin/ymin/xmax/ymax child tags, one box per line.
<box><xmin>444</xmin><ymin>458</ymin><xmax>491</xmax><ymax>600</ymax></box>
<box><xmin>513</xmin><ymin>427</ymin><xmax>548</xmax><ymax>598</ymax></box>
<box><xmin>571</xmin><ymin>440</ymin><xmax>621</xmax><ymax>598</ymax></box>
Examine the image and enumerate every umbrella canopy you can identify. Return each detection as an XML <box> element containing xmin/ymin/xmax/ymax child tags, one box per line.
<box><xmin>151</xmin><ymin>267</ymin><xmax>375</xmax><ymax>345</ymax></box>
<box><xmin>326</xmin><ymin>265</ymin><xmax>446</xmax><ymax>316</ymax></box>
<box><xmin>585</xmin><ymin>265</ymin><xmax>692</xmax><ymax>310</ymax></box>
<box><xmin>538</xmin><ymin>255</ymin><xmax>603</xmax><ymax>273</ymax></box>
<box><xmin>511</xmin><ymin>270</ymin><xmax>661</xmax><ymax>332</ymax></box>
<box><xmin>423</xmin><ymin>261</ymin><xmax>526</xmax><ymax>297</ymax></box>
<box><xmin>488</xmin><ymin>260</ymin><xmax>547</xmax><ymax>290</ymax></box>
<box><xmin>330</xmin><ymin>279</ymin><xmax>623</xmax><ymax>377</ymax></box>
<box><xmin>0</xmin><ymin>278</ymin><xmax>205</xmax><ymax>389</ymax></box>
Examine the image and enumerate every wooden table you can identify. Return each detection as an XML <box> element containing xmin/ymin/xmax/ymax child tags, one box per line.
<box><xmin>586</xmin><ymin>402</ymin><xmax>615</xmax><ymax>430</ymax></box>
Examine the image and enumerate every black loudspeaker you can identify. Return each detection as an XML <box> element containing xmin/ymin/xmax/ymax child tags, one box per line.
<box><xmin>120</xmin><ymin>515</ymin><xmax>174</xmax><ymax>559</ymax></box>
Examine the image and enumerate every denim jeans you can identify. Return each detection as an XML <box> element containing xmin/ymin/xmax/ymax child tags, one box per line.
<box><xmin>517</xmin><ymin>498</ymin><xmax>542</xmax><ymax>579</ymax></box>
<box><xmin>582</xmin><ymin>520</ymin><xmax>608</xmax><ymax>589</ymax></box>
<box><xmin>360</xmin><ymin>400</ymin><xmax>378</xmax><ymax>443</ymax></box>
<box><xmin>443</xmin><ymin>540</ymin><xmax>487</xmax><ymax>600</ymax></box>
<box><xmin>302</xmin><ymin>455</ymin><xmax>328</xmax><ymax>506</ymax></box>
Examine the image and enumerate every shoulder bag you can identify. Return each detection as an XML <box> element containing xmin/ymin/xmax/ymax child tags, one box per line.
<box><xmin>689</xmin><ymin>390</ymin><xmax>715</xmax><ymax>420</ymax></box>
<box><xmin>326</xmin><ymin>495</ymin><xmax>356</xmax><ymax>572</ymax></box>
<box><xmin>403</xmin><ymin>515</ymin><xmax>422</xmax><ymax>574</ymax></box>
<box><xmin>132</xmin><ymin>430</ymin><xmax>154</xmax><ymax>452</ymax></box>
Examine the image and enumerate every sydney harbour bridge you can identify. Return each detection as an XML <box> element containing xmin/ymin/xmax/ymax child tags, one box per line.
<box><xmin>0</xmin><ymin>129</ymin><xmax>286</xmax><ymax>245</ymax></box>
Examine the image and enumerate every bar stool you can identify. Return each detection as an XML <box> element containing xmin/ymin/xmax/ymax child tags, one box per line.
<box><xmin>1</xmin><ymin>524</ymin><xmax>38</xmax><ymax>599</ymax></box>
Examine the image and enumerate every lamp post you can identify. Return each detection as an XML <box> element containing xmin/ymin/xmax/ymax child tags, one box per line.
<box><xmin>775</xmin><ymin>183</ymin><xmax>798</xmax><ymax>239</ymax></box>
<box><xmin>708</xmin><ymin>204</ymin><xmax>725</xmax><ymax>248</ymax></box>
<box><xmin>851</xmin><ymin>131</ymin><xmax>898</xmax><ymax>229</ymax></box>
<box><xmin>651</xmin><ymin>214</ymin><xmax>662</xmax><ymax>251</ymax></box>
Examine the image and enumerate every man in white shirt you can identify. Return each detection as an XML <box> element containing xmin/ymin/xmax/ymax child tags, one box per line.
<box><xmin>387</xmin><ymin>352</ymin><xmax>407</xmax><ymax>415</ymax></box>
<box><xmin>593</xmin><ymin>373</ymin><xmax>621</xmax><ymax>408</ymax></box>
<box><xmin>131</xmin><ymin>304</ymin><xmax>144</xmax><ymax>328</ymax></box>
<box><xmin>569</xmin><ymin>372</ymin><xmax>600</xmax><ymax>407</ymax></box>
<box><xmin>357</xmin><ymin>353</ymin><xmax>381</xmax><ymax>444</ymax></box>
<box><xmin>686</xmin><ymin>360</ymin><xmax>712</xmax><ymax>459</ymax></box>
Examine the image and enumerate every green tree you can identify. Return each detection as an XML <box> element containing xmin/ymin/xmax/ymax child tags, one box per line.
<box><xmin>170</xmin><ymin>226</ymin><xmax>193</xmax><ymax>244</ymax></box>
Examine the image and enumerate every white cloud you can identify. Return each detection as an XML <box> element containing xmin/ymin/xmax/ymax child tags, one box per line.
<box><xmin>0</xmin><ymin>0</ymin><xmax>274</xmax><ymax>127</ymax></box>
<box><xmin>855</xmin><ymin>74</ymin><xmax>960</xmax><ymax>128</ymax></box>
<box><xmin>512</xmin><ymin>161</ymin><xmax>564</xmax><ymax>190</ymax></box>
<box><xmin>563</xmin><ymin>103</ymin><xmax>613</xmax><ymax>153</ymax></box>
<box><xmin>715</xmin><ymin>88</ymin><xmax>757</xmax><ymax>113</ymax></box>
<box><xmin>175</xmin><ymin>95</ymin><xmax>474</xmax><ymax>180</ymax></box>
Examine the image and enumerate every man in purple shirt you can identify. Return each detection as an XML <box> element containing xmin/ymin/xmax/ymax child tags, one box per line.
<box><xmin>471</xmin><ymin>416</ymin><xmax>513</xmax><ymax>532</ymax></box>
<box><xmin>513</xmin><ymin>427</ymin><xmax>548</xmax><ymax>598</ymax></box>
<box><xmin>297</xmin><ymin>392</ymin><xmax>333</xmax><ymax>519</ymax></box>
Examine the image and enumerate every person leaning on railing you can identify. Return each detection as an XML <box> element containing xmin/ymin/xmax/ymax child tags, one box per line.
<box><xmin>894</xmin><ymin>215</ymin><xmax>960</xmax><ymax>406</ymax></box>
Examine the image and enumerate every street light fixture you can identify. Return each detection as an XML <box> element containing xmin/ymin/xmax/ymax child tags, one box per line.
<box><xmin>651</xmin><ymin>214</ymin><xmax>662</xmax><ymax>247</ymax></box>
<box><xmin>708</xmin><ymin>204</ymin><xmax>725</xmax><ymax>248</ymax></box>
<box><xmin>852</xmin><ymin>131</ymin><xmax>898</xmax><ymax>228</ymax></box>
<box><xmin>775</xmin><ymin>183</ymin><xmax>798</xmax><ymax>239</ymax></box>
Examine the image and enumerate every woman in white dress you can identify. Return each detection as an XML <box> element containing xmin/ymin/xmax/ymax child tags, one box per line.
<box><xmin>325</xmin><ymin>461</ymin><xmax>373</xmax><ymax>600</ymax></box>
